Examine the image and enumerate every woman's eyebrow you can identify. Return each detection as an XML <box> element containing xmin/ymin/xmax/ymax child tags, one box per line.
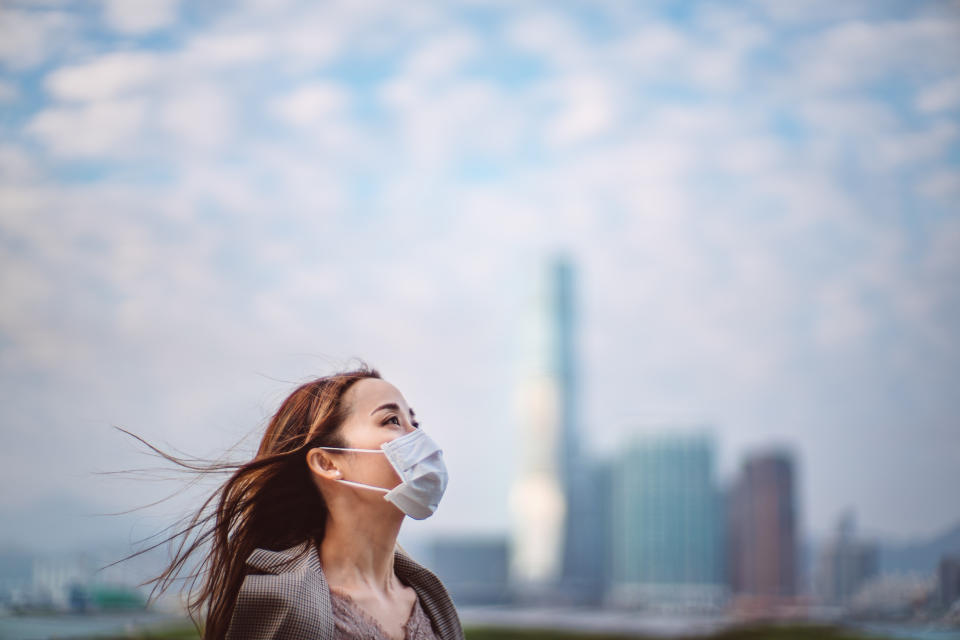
<box><xmin>370</xmin><ymin>403</ymin><xmax>416</xmax><ymax>418</ymax></box>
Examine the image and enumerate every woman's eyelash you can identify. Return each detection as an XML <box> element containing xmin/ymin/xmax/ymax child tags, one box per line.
<box><xmin>384</xmin><ymin>415</ymin><xmax>420</xmax><ymax>428</ymax></box>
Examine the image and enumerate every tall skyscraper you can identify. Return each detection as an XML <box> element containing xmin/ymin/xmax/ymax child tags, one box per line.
<box><xmin>509</xmin><ymin>255</ymin><xmax>579</xmax><ymax>589</ymax></box>
<box><xmin>728</xmin><ymin>450</ymin><xmax>798</xmax><ymax>599</ymax></box>
<box><xmin>609</xmin><ymin>431</ymin><xmax>725</xmax><ymax>608</ymax></box>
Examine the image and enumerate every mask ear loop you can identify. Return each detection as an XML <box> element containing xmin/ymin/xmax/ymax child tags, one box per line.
<box><xmin>313</xmin><ymin>446</ymin><xmax>393</xmax><ymax>494</ymax></box>
<box><xmin>335</xmin><ymin>478</ymin><xmax>391</xmax><ymax>494</ymax></box>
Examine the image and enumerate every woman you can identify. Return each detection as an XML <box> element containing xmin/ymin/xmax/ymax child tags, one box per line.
<box><xmin>132</xmin><ymin>365</ymin><xmax>463</xmax><ymax>640</ymax></box>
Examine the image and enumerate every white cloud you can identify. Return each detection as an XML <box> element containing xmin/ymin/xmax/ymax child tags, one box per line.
<box><xmin>0</xmin><ymin>145</ymin><xmax>39</xmax><ymax>182</ymax></box>
<box><xmin>714</xmin><ymin>136</ymin><xmax>785</xmax><ymax>174</ymax></box>
<box><xmin>267</xmin><ymin>83</ymin><xmax>365</xmax><ymax>156</ymax></box>
<box><xmin>754</xmin><ymin>0</ymin><xmax>886</xmax><ymax>25</ymax></box>
<box><xmin>543</xmin><ymin>75</ymin><xmax>617</xmax><ymax>147</ymax></box>
<box><xmin>799</xmin><ymin>98</ymin><xmax>899</xmax><ymax>135</ymax></box>
<box><xmin>919</xmin><ymin>169</ymin><xmax>960</xmax><ymax>202</ymax></box>
<box><xmin>380</xmin><ymin>74</ymin><xmax>524</xmax><ymax>170</ymax></box>
<box><xmin>277</xmin><ymin>23</ymin><xmax>342</xmax><ymax>63</ymax></box>
<box><xmin>793</xmin><ymin>18</ymin><xmax>960</xmax><ymax>89</ymax></box>
<box><xmin>687</xmin><ymin>47</ymin><xmax>744</xmax><ymax>91</ymax></box>
<box><xmin>505</xmin><ymin>10</ymin><xmax>589</xmax><ymax>70</ymax></box>
<box><xmin>101</xmin><ymin>0</ymin><xmax>180</xmax><ymax>34</ymax></box>
<box><xmin>923</xmin><ymin>217</ymin><xmax>960</xmax><ymax>278</ymax></box>
<box><xmin>379</xmin><ymin>30</ymin><xmax>480</xmax><ymax>110</ymax></box>
<box><xmin>0</xmin><ymin>7</ymin><xmax>74</xmax><ymax>69</ymax></box>
<box><xmin>26</xmin><ymin>99</ymin><xmax>147</xmax><ymax>157</ymax></box>
<box><xmin>916</xmin><ymin>74</ymin><xmax>960</xmax><ymax>113</ymax></box>
<box><xmin>159</xmin><ymin>87</ymin><xmax>234</xmax><ymax>149</ymax></box>
<box><xmin>869</xmin><ymin>121</ymin><xmax>958</xmax><ymax>170</ymax></box>
<box><xmin>401</xmin><ymin>31</ymin><xmax>478</xmax><ymax>82</ymax></box>
<box><xmin>3</xmin><ymin>0</ymin><xmax>960</xmax><ymax>542</ymax></box>
<box><xmin>814</xmin><ymin>280</ymin><xmax>871</xmax><ymax>347</ymax></box>
<box><xmin>615</xmin><ymin>24</ymin><xmax>687</xmax><ymax>71</ymax></box>
<box><xmin>270</xmin><ymin>82</ymin><xmax>350</xmax><ymax>127</ymax></box>
<box><xmin>179</xmin><ymin>31</ymin><xmax>271</xmax><ymax>67</ymax></box>
<box><xmin>45</xmin><ymin>51</ymin><xmax>162</xmax><ymax>102</ymax></box>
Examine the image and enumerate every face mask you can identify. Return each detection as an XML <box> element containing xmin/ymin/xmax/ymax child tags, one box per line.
<box><xmin>317</xmin><ymin>428</ymin><xmax>448</xmax><ymax>520</ymax></box>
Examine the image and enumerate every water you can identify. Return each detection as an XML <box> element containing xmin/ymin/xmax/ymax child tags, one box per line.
<box><xmin>458</xmin><ymin>607</ymin><xmax>960</xmax><ymax>640</ymax></box>
<box><xmin>846</xmin><ymin>622</ymin><xmax>960</xmax><ymax>640</ymax></box>
<box><xmin>4</xmin><ymin>609</ymin><xmax>958</xmax><ymax>640</ymax></box>
<box><xmin>459</xmin><ymin>605</ymin><xmax>732</xmax><ymax>636</ymax></box>
<box><xmin>0</xmin><ymin>611</ymin><xmax>190</xmax><ymax>640</ymax></box>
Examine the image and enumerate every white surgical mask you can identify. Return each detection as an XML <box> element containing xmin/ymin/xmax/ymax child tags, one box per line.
<box><xmin>317</xmin><ymin>428</ymin><xmax>448</xmax><ymax>520</ymax></box>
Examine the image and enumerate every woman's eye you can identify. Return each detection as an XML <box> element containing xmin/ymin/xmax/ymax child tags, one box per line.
<box><xmin>384</xmin><ymin>416</ymin><xmax>419</xmax><ymax>428</ymax></box>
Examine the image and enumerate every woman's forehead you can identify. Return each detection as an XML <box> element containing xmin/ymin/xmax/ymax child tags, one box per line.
<box><xmin>348</xmin><ymin>378</ymin><xmax>407</xmax><ymax>412</ymax></box>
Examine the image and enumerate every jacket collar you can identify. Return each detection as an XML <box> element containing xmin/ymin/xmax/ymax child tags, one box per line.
<box><xmin>244</xmin><ymin>540</ymin><xmax>321</xmax><ymax>575</ymax></box>
<box><xmin>245</xmin><ymin>540</ymin><xmax>430</xmax><ymax>582</ymax></box>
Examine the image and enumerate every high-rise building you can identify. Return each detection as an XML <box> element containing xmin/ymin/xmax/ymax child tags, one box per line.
<box><xmin>509</xmin><ymin>256</ymin><xmax>578</xmax><ymax>588</ymax></box>
<box><xmin>609</xmin><ymin>431</ymin><xmax>725</xmax><ymax>608</ymax></box>
<box><xmin>814</xmin><ymin>510</ymin><xmax>878</xmax><ymax>606</ymax></box>
<box><xmin>728</xmin><ymin>450</ymin><xmax>798</xmax><ymax>599</ymax></box>
<box><xmin>562</xmin><ymin>458</ymin><xmax>613</xmax><ymax>601</ymax></box>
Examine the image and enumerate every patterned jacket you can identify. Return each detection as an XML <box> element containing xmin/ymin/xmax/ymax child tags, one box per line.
<box><xmin>225</xmin><ymin>541</ymin><xmax>464</xmax><ymax>640</ymax></box>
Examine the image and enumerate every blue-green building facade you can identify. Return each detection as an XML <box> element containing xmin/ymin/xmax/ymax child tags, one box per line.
<box><xmin>610</xmin><ymin>432</ymin><xmax>725</xmax><ymax>607</ymax></box>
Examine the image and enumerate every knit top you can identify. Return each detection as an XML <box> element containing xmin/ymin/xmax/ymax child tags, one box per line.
<box><xmin>330</xmin><ymin>588</ymin><xmax>441</xmax><ymax>640</ymax></box>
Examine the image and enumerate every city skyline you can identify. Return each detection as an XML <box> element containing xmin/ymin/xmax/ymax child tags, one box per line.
<box><xmin>1</xmin><ymin>0</ymin><xmax>959</xmax><ymax>552</ymax></box>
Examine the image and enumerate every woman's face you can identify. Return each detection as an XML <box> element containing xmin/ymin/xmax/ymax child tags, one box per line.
<box><xmin>315</xmin><ymin>377</ymin><xmax>419</xmax><ymax>494</ymax></box>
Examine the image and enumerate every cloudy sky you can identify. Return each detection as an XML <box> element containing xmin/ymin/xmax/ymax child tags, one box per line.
<box><xmin>1</xmin><ymin>0</ymin><xmax>959</xmax><ymax>553</ymax></box>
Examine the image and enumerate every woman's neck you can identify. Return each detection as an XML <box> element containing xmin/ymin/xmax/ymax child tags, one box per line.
<box><xmin>319</xmin><ymin>507</ymin><xmax>404</xmax><ymax>594</ymax></box>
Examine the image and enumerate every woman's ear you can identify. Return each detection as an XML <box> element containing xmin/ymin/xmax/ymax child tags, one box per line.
<box><xmin>306</xmin><ymin>448</ymin><xmax>342</xmax><ymax>480</ymax></box>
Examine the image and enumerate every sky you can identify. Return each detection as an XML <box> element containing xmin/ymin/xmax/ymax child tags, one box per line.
<box><xmin>1</xmin><ymin>0</ymin><xmax>959</xmax><ymax>554</ymax></box>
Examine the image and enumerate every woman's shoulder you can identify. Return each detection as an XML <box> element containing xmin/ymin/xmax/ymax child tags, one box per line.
<box><xmin>226</xmin><ymin>542</ymin><xmax>334</xmax><ymax>640</ymax></box>
<box><xmin>236</xmin><ymin>542</ymin><xmax>325</xmax><ymax>605</ymax></box>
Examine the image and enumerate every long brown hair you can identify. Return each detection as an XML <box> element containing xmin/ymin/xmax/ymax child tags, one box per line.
<box><xmin>117</xmin><ymin>365</ymin><xmax>381</xmax><ymax>640</ymax></box>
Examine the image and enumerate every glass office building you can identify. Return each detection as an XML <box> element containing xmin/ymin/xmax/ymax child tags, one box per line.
<box><xmin>610</xmin><ymin>432</ymin><xmax>725</xmax><ymax>608</ymax></box>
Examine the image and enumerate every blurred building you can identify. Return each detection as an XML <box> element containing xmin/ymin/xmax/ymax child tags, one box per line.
<box><xmin>428</xmin><ymin>537</ymin><xmax>510</xmax><ymax>606</ymax></box>
<box><xmin>814</xmin><ymin>510</ymin><xmax>878</xmax><ymax>606</ymax></box>
<box><xmin>849</xmin><ymin>573</ymin><xmax>936</xmax><ymax>620</ymax></box>
<box><xmin>0</xmin><ymin>547</ymin><xmax>151</xmax><ymax>613</ymax></box>
<box><xmin>727</xmin><ymin>450</ymin><xmax>798</xmax><ymax>601</ymax></box>
<box><xmin>939</xmin><ymin>555</ymin><xmax>960</xmax><ymax>611</ymax></box>
<box><xmin>31</xmin><ymin>553</ymin><xmax>90</xmax><ymax>610</ymax></box>
<box><xmin>0</xmin><ymin>549</ymin><xmax>33</xmax><ymax>605</ymax></box>
<box><xmin>609</xmin><ymin>432</ymin><xmax>725</xmax><ymax>609</ymax></box>
<box><xmin>562</xmin><ymin>458</ymin><xmax>613</xmax><ymax>602</ymax></box>
<box><xmin>509</xmin><ymin>255</ymin><xmax>583</xmax><ymax>594</ymax></box>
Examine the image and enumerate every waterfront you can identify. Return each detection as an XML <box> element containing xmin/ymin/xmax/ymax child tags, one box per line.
<box><xmin>3</xmin><ymin>610</ymin><xmax>959</xmax><ymax>640</ymax></box>
<box><xmin>458</xmin><ymin>606</ymin><xmax>731</xmax><ymax>637</ymax></box>
<box><xmin>458</xmin><ymin>607</ymin><xmax>960</xmax><ymax>640</ymax></box>
<box><xmin>845</xmin><ymin>622</ymin><xmax>960</xmax><ymax>640</ymax></box>
<box><xmin>0</xmin><ymin>612</ymin><xmax>187</xmax><ymax>640</ymax></box>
